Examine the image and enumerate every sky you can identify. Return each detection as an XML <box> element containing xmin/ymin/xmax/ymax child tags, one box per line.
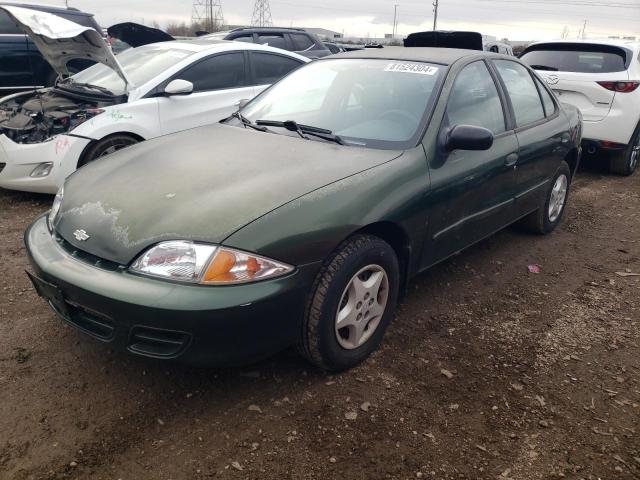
<box><xmin>12</xmin><ymin>0</ymin><xmax>640</xmax><ymax>41</ymax></box>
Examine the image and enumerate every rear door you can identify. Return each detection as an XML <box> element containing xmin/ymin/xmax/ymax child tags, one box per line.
<box><xmin>520</xmin><ymin>43</ymin><xmax>630</xmax><ymax>121</ymax></box>
<box><xmin>492</xmin><ymin>59</ymin><xmax>569</xmax><ymax>214</ymax></box>
<box><xmin>423</xmin><ymin>60</ymin><xmax>519</xmax><ymax>266</ymax></box>
<box><xmin>159</xmin><ymin>52</ymin><xmax>255</xmax><ymax>135</ymax></box>
<box><xmin>247</xmin><ymin>51</ymin><xmax>305</xmax><ymax>95</ymax></box>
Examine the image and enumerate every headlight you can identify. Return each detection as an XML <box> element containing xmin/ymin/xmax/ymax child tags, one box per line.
<box><xmin>130</xmin><ymin>241</ymin><xmax>294</xmax><ymax>285</ymax></box>
<box><xmin>48</xmin><ymin>185</ymin><xmax>64</xmax><ymax>230</ymax></box>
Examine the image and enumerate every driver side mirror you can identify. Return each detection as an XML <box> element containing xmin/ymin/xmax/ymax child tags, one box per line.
<box><xmin>164</xmin><ymin>79</ymin><xmax>194</xmax><ymax>96</ymax></box>
<box><xmin>445</xmin><ymin>125</ymin><xmax>494</xmax><ymax>151</ymax></box>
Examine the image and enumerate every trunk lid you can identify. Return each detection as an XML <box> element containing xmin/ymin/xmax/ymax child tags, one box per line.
<box><xmin>0</xmin><ymin>5</ymin><xmax>132</xmax><ymax>88</ymax></box>
<box><xmin>538</xmin><ymin>71</ymin><xmax>627</xmax><ymax>122</ymax></box>
<box><xmin>56</xmin><ymin>124</ymin><xmax>403</xmax><ymax>265</ymax></box>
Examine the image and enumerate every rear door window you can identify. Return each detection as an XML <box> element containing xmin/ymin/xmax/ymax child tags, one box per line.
<box><xmin>178</xmin><ymin>53</ymin><xmax>246</xmax><ymax>92</ymax></box>
<box><xmin>251</xmin><ymin>52</ymin><xmax>303</xmax><ymax>85</ymax></box>
<box><xmin>290</xmin><ymin>33</ymin><xmax>315</xmax><ymax>51</ymax></box>
<box><xmin>520</xmin><ymin>44</ymin><xmax>628</xmax><ymax>73</ymax></box>
<box><xmin>447</xmin><ymin>61</ymin><xmax>506</xmax><ymax>135</ymax></box>
<box><xmin>494</xmin><ymin>60</ymin><xmax>545</xmax><ymax>127</ymax></box>
<box><xmin>0</xmin><ymin>10</ymin><xmax>22</xmax><ymax>34</ymax></box>
<box><xmin>257</xmin><ymin>34</ymin><xmax>288</xmax><ymax>50</ymax></box>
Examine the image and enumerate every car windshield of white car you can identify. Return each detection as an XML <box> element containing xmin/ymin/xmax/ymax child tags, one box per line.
<box><xmin>64</xmin><ymin>45</ymin><xmax>194</xmax><ymax>95</ymax></box>
<box><xmin>240</xmin><ymin>58</ymin><xmax>444</xmax><ymax>150</ymax></box>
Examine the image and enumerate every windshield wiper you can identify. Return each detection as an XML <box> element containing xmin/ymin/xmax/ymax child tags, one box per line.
<box><xmin>59</xmin><ymin>80</ymin><xmax>115</xmax><ymax>96</ymax></box>
<box><xmin>256</xmin><ymin>120</ymin><xmax>345</xmax><ymax>145</ymax></box>
<box><xmin>230</xmin><ymin>111</ymin><xmax>269</xmax><ymax>132</ymax></box>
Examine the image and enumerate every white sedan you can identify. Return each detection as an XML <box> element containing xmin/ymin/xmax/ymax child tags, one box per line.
<box><xmin>0</xmin><ymin>6</ymin><xmax>308</xmax><ymax>193</ymax></box>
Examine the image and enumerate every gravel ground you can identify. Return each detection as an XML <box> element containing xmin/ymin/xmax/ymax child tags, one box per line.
<box><xmin>0</xmin><ymin>164</ymin><xmax>638</xmax><ymax>480</ymax></box>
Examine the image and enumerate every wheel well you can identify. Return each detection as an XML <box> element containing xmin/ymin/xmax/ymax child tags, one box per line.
<box><xmin>77</xmin><ymin>132</ymin><xmax>145</xmax><ymax>168</ymax></box>
<box><xmin>565</xmin><ymin>147</ymin><xmax>580</xmax><ymax>178</ymax></box>
<box><xmin>355</xmin><ymin>222</ymin><xmax>412</xmax><ymax>298</ymax></box>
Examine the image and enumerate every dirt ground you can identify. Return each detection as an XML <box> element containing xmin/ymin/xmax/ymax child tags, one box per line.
<box><xmin>0</xmin><ymin>163</ymin><xmax>638</xmax><ymax>480</ymax></box>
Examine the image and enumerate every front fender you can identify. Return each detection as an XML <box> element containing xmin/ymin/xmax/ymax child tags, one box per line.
<box><xmin>223</xmin><ymin>146</ymin><xmax>430</xmax><ymax>270</ymax></box>
<box><xmin>72</xmin><ymin>99</ymin><xmax>160</xmax><ymax>141</ymax></box>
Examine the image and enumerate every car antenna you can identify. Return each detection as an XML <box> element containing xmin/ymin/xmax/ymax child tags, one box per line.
<box><xmin>24</xmin><ymin>28</ymin><xmax>45</xmax><ymax>116</ymax></box>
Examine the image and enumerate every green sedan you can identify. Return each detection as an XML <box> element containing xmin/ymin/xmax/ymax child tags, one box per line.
<box><xmin>25</xmin><ymin>48</ymin><xmax>582</xmax><ymax>371</ymax></box>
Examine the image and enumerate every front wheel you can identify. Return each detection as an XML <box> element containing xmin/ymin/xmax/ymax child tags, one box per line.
<box><xmin>520</xmin><ymin>161</ymin><xmax>571</xmax><ymax>235</ymax></box>
<box><xmin>79</xmin><ymin>134</ymin><xmax>139</xmax><ymax>167</ymax></box>
<box><xmin>298</xmin><ymin>234</ymin><xmax>400</xmax><ymax>371</ymax></box>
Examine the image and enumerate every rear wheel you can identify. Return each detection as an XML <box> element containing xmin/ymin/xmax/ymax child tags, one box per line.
<box><xmin>298</xmin><ymin>234</ymin><xmax>400</xmax><ymax>371</ymax></box>
<box><xmin>80</xmin><ymin>134</ymin><xmax>139</xmax><ymax>167</ymax></box>
<box><xmin>520</xmin><ymin>161</ymin><xmax>571</xmax><ymax>234</ymax></box>
<box><xmin>610</xmin><ymin>125</ymin><xmax>640</xmax><ymax>176</ymax></box>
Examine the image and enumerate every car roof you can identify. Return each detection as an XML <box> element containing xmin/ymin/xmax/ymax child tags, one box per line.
<box><xmin>0</xmin><ymin>2</ymin><xmax>93</xmax><ymax>16</ymax></box>
<box><xmin>228</xmin><ymin>27</ymin><xmax>307</xmax><ymax>34</ymax></box>
<box><xmin>136</xmin><ymin>39</ymin><xmax>310</xmax><ymax>61</ymax></box>
<box><xmin>328</xmin><ymin>46</ymin><xmax>488</xmax><ymax>66</ymax></box>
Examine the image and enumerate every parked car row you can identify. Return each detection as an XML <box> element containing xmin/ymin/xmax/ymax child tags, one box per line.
<box><xmin>1</xmin><ymin>5</ymin><xmax>635</xmax><ymax>372</ymax></box>
<box><xmin>0</xmin><ymin>5</ymin><xmax>583</xmax><ymax>370</ymax></box>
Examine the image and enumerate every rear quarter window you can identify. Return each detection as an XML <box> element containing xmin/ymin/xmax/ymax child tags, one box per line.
<box><xmin>521</xmin><ymin>44</ymin><xmax>628</xmax><ymax>73</ymax></box>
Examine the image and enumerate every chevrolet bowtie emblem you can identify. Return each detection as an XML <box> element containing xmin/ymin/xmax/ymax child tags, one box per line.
<box><xmin>73</xmin><ymin>229</ymin><xmax>90</xmax><ymax>241</ymax></box>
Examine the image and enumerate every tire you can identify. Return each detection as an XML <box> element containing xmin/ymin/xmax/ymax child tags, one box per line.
<box><xmin>520</xmin><ymin>161</ymin><xmax>572</xmax><ymax>235</ymax></box>
<box><xmin>79</xmin><ymin>134</ymin><xmax>139</xmax><ymax>167</ymax></box>
<box><xmin>610</xmin><ymin>124</ymin><xmax>640</xmax><ymax>176</ymax></box>
<box><xmin>298</xmin><ymin>234</ymin><xmax>400</xmax><ymax>372</ymax></box>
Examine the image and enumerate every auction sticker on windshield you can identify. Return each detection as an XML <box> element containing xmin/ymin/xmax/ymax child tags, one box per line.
<box><xmin>384</xmin><ymin>63</ymin><xmax>439</xmax><ymax>75</ymax></box>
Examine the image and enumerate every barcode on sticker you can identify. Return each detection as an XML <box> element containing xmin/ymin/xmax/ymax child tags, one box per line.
<box><xmin>384</xmin><ymin>63</ymin><xmax>439</xmax><ymax>75</ymax></box>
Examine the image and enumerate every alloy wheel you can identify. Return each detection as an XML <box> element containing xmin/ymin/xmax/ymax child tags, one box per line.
<box><xmin>548</xmin><ymin>173</ymin><xmax>568</xmax><ymax>223</ymax></box>
<box><xmin>335</xmin><ymin>265</ymin><xmax>389</xmax><ymax>350</ymax></box>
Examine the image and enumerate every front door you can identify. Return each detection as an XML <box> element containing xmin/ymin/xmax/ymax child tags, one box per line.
<box><xmin>422</xmin><ymin>60</ymin><xmax>519</xmax><ymax>267</ymax></box>
<box><xmin>159</xmin><ymin>52</ymin><xmax>256</xmax><ymax>135</ymax></box>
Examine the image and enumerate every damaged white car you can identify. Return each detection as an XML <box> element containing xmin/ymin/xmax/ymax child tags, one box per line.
<box><xmin>0</xmin><ymin>6</ymin><xmax>308</xmax><ymax>193</ymax></box>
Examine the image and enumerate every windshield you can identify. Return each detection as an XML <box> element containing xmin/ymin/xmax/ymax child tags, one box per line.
<box><xmin>240</xmin><ymin>58</ymin><xmax>444</xmax><ymax>149</ymax></box>
<box><xmin>65</xmin><ymin>45</ymin><xmax>194</xmax><ymax>94</ymax></box>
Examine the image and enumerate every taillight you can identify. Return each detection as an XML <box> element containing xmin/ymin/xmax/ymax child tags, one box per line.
<box><xmin>597</xmin><ymin>81</ymin><xmax>640</xmax><ymax>93</ymax></box>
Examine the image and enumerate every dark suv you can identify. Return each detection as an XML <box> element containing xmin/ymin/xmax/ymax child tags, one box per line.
<box><xmin>206</xmin><ymin>27</ymin><xmax>331</xmax><ymax>59</ymax></box>
<box><xmin>0</xmin><ymin>3</ymin><xmax>101</xmax><ymax>94</ymax></box>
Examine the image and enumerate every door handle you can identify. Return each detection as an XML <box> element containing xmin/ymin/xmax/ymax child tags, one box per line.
<box><xmin>505</xmin><ymin>153</ymin><xmax>519</xmax><ymax>167</ymax></box>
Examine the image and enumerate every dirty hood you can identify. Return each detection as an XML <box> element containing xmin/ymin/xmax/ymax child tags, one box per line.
<box><xmin>107</xmin><ymin>22</ymin><xmax>174</xmax><ymax>48</ymax></box>
<box><xmin>56</xmin><ymin>124</ymin><xmax>402</xmax><ymax>265</ymax></box>
<box><xmin>0</xmin><ymin>6</ymin><xmax>132</xmax><ymax>87</ymax></box>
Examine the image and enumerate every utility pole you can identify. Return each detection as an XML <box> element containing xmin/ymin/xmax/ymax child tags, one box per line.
<box><xmin>581</xmin><ymin>19</ymin><xmax>587</xmax><ymax>39</ymax></box>
<box><xmin>433</xmin><ymin>0</ymin><xmax>439</xmax><ymax>31</ymax></box>
<box><xmin>392</xmin><ymin>4</ymin><xmax>399</xmax><ymax>39</ymax></box>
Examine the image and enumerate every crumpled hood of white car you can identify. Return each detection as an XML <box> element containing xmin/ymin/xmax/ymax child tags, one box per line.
<box><xmin>0</xmin><ymin>6</ymin><xmax>131</xmax><ymax>87</ymax></box>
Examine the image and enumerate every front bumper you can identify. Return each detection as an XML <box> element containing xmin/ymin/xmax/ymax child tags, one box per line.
<box><xmin>25</xmin><ymin>215</ymin><xmax>320</xmax><ymax>366</ymax></box>
<box><xmin>0</xmin><ymin>134</ymin><xmax>90</xmax><ymax>194</ymax></box>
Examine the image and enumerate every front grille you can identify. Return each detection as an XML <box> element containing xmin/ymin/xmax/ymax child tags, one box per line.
<box><xmin>0</xmin><ymin>163</ymin><xmax>6</xmax><ymax>174</ymax></box>
<box><xmin>128</xmin><ymin>327</ymin><xmax>191</xmax><ymax>358</ymax></box>
<box><xmin>55</xmin><ymin>233</ymin><xmax>123</xmax><ymax>271</ymax></box>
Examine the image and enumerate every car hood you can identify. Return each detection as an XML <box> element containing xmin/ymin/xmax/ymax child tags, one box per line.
<box><xmin>107</xmin><ymin>22</ymin><xmax>174</xmax><ymax>48</ymax></box>
<box><xmin>56</xmin><ymin>124</ymin><xmax>403</xmax><ymax>265</ymax></box>
<box><xmin>0</xmin><ymin>6</ymin><xmax>132</xmax><ymax>88</ymax></box>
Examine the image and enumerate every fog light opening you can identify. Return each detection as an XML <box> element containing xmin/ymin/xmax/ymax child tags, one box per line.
<box><xmin>30</xmin><ymin>162</ymin><xmax>54</xmax><ymax>178</ymax></box>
